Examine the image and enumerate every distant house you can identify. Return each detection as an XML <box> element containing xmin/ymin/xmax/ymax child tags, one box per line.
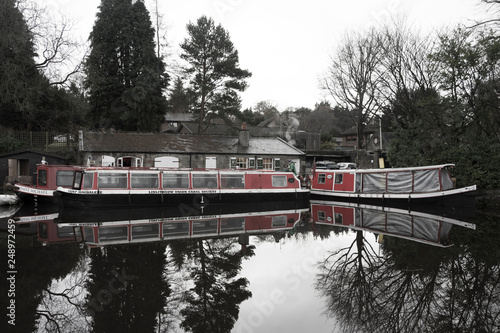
<box><xmin>0</xmin><ymin>150</ymin><xmax>67</xmax><ymax>187</ymax></box>
<box><xmin>339</xmin><ymin>125</ymin><xmax>389</xmax><ymax>152</ymax></box>
<box><xmin>160</xmin><ymin>112</ymin><xmax>195</xmax><ymax>133</ymax></box>
<box><xmin>80</xmin><ymin>127</ymin><xmax>305</xmax><ymax>173</ymax></box>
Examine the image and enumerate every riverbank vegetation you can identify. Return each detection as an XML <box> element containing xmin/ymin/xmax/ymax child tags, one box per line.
<box><xmin>322</xmin><ymin>18</ymin><xmax>500</xmax><ymax>191</ymax></box>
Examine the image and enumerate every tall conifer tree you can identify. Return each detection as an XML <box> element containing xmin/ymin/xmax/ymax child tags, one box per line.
<box><xmin>85</xmin><ymin>0</ymin><xmax>168</xmax><ymax>131</ymax></box>
<box><xmin>0</xmin><ymin>0</ymin><xmax>42</xmax><ymax>128</ymax></box>
<box><xmin>181</xmin><ymin>16</ymin><xmax>251</xmax><ymax>134</ymax></box>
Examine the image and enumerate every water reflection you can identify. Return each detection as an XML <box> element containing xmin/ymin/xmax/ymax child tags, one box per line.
<box><xmin>0</xmin><ymin>199</ymin><xmax>495</xmax><ymax>332</ymax></box>
<box><xmin>314</xmin><ymin>202</ymin><xmax>500</xmax><ymax>333</ymax></box>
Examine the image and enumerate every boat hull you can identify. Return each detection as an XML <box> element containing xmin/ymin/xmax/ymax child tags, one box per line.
<box><xmin>13</xmin><ymin>184</ymin><xmax>62</xmax><ymax>206</ymax></box>
<box><xmin>310</xmin><ymin>185</ymin><xmax>477</xmax><ymax>214</ymax></box>
<box><xmin>56</xmin><ymin>189</ymin><xmax>310</xmax><ymax>208</ymax></box>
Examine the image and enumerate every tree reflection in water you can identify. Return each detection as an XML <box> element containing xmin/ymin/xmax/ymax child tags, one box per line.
<box><xmin>176</xmin><ymin>238</ymin><xmax>255</xmax><ymax>333</ymax></box>
<box><xmin>315</xmin><ymin>213</ymin><xmax>500</xmax><ymax>333</ymax></box>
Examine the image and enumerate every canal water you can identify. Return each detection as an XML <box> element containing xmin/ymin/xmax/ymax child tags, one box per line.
<box><xmin>0</xmin><ymin>199</ymin><xmax>498</xmax><ymax>333</ymax></box>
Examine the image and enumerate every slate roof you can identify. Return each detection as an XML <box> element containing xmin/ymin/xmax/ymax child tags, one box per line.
<box><xmin>82</xmin><ymin>132</ymin><xmax>304</xmax><ymax>156</ymax></box>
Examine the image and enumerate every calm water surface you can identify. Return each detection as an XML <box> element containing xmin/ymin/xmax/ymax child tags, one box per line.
<box><xmin>1</xmin><ymin>200</ymin><xmax>498</xmax><ymax>333</ymax></box>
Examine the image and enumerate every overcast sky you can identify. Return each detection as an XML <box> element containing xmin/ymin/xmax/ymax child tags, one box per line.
<box><xmin>44</xmin><ymin>0</ymin><xmax>490</xmax><ymax>111</ymax></box>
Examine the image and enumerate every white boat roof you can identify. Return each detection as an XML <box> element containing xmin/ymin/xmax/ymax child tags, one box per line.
<box><xmin>327</xmin><ymin>164</ymin><xmax>455</xmax><ymax>173</ymax></box>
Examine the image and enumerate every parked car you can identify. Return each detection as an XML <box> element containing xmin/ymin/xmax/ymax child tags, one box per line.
<box><xmin>315</xmin><ymin>161</ymin><xmax>339</xmax><ymax>169</ymax></box>
<box><xmin>53</xmin><ymin>134</ymin><xmax>74</xmax><ymax>143</ymax></box>
<box><xmin>338</xmin><ymin>162</ymin><xmax>357</xmax><ymax>169</ymax></box>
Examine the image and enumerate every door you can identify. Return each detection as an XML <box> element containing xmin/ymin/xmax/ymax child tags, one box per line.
<box><xmin>154</xmin><ymin>156</ymin><xmax>179</xmax><ymax>168</ymax></box>
<box><xmin>205</xmin><ymin>157</ymin><xmax>216</xmax><ymax>169</ymax></box>
<box><xmin>117</xmin><ymin>156</ymin><xmax>142</xmax><ymax>167</ymax></box>
<box><xmin>102</xmin><ymin>155</ymin><xmax>115</xmax><ymax>167</ymax></box>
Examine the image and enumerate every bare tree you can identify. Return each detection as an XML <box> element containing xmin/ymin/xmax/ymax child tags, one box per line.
<box><xmin>378</xmin><ymin>20</ymin><xmax>439</xmax><ymax>104</ymax></box>
<box><xmin>321</xmin><ymin>29</ymin><xmax>383</xmax><ymax>149</ymax></box>
<box><xmin>19</xmin><ymin>0</ymin><xmax>84</xmax><ymax>87</ymax></box>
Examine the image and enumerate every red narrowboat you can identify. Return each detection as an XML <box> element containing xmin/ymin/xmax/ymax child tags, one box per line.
<box><xmin>310</xmin><ymin>163</ymin><xmax>476</xmax><ymax>208</ymax></box>
<box><xmin>56</xmin><ymin>168</ymin><xmax>309</xmax><ymax>208</ymax></box>
<box><xmin>13</xmin><ymin>162</ymin><xmax>82</xmax><ymax>205</ymax></box>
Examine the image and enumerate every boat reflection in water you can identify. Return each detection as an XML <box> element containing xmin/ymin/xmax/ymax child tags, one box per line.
<box><xmin>1</xmin><ymin>198</ymin><xmax>483</xmax><ymax>333</ymax></box>
<box><xmin>310</xmin><ymin>200</ymin><xmax>476</xmax><ymax>247</ymax></box>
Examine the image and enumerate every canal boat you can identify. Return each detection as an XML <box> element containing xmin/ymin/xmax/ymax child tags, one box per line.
<box><xmin>11</xmin><ymin>162</ymin><xmax>82</xmax><ymax>205</ymax></box>
<box><xmin>56</xmin><ymin>167</ymin><xmax>309</xmax><ymax>208</ymax></box>
<box><xmin>310</xmin><ymin>163</ymin><xmax>476</xmax><ymax>208</ymax></box>
<box><xmin>310</xmin><ymin>200</ymin><xmax>476</xmax><ymax>247</ymax></box>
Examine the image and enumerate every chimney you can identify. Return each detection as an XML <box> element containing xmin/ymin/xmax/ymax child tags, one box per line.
<box><xmin>239</xmin><ymin>122</ymin><xmax>250</xmax><ymax>147</ymax></box>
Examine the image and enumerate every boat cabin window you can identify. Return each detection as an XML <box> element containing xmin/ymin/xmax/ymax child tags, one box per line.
<box><xmin>38</xmin><ymin>223</ymin><xmax>48</xmax><ymax>238</ymax></box>
<box><xmin>73</xmin><ymin>172</ymin><xmax>83</xmax><ymax>189</ymax></box>
<box><xmin>221</xmin><ymin>174</ymin><xmax>244</xmax><ymax>189</ymax></box>
<box><xmin>131</xmin><ymin>173</ymin><xmax>159</xmax><ymax>189</ymax></box>
<box><xmin>272</xmin><ymin>215</ymin><xmax>287</xmax><ymax>227</ymax></box>
<box><xmin>220</xmin><ymin>217</ymin><xmax>245</xmax><ymax>233</ymax></box>
<box><xmin>99</xmin><ymin>226</ymin><xmax>128</xmax><ymax>241</ymax></box>
<box><xmin>272</xmin><ymin>175</ymin><xmax>287</xmax><ymax>187</ymax></box>
<box><xmin>317</xmin><ymin>211</ymin><xmax>326</xmax><ymax>222</ymax></box>
<box><xmin>335</xmin><ymin>213</ymin><xmax>343</xmax><ymax>224</ymax></box>
<box><xmin>38</xmin><ymin>170</ymin><xmax>47</xmax><ymax>186</ymax></box>
<box><xmin>192</xmin><ymin>219</ymin><xmax>218</xmax><ymax>235</ymax></box>
<box><xmin>192</xmin><ymin>174</ymin><xmax>218</xmax><ymax>188</ymax></box>
<box><xmin>163</xmin><ymin>173</ymin><xmax>189</xmax><ymax>189</ymax></box>
<box><xmin>57</xmin><ymin>226</ymin><xmax>75</xmax><ymax>238</ymax></box>
<box><xmin>163</xmin><ymin>222</ymin><xmax>190</xmax><ymax>237</ymax></box>
<box><xmin>98</xmin><ymin>172</ymin><xmax>128</xmax><ymax>189</ymax></box>
<box><xmin>82</xmin><ymin>173</ymin><xmax>93</xmax><ymax>189</ymax></box>
<box><xmin>131</xmin><ymin>224</ymin><xmax>159</xmax><ymax>239</ymax></box>
<box><xmin>57</xmin><ymin>170</ymin><xmax>75</xmax><ymax>187</ymax></box>
<box><xmin>83</xmin><ymin>227</ymin><xmax>94</xmax><ymax>242</ymax></box>
<box><xmin>317</xmin><ymin>173</ymin><xmax>326</xmax><ymax>184</ymax></box>
<box><xmin>335</xmin><ymin>174</ymin><xmax>343</xmax><ymax>184</ymax></box>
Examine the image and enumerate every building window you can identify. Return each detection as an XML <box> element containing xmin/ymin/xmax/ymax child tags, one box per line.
<box><xmin>274</xmin><ymin>158</ymin><xmax>281</xmax><ymax>171</ymax></box>
<box><xmin>263</xmin><ymin>158</ymin><xmax>273</xmax><ymax>170</ymax></box>
<box><xmin>230</xmin><ymin>157</ymin><xmax>248</xmax><ymax>169</ymax></box>
<box><xmin>236</xmin><ymin>158</ymin><xmax>248</xmax><ymax>169</ymax></box>
<box><xmin>346</xmin><ymin>135</ymin><xmax>357</xmax><ymax>143</ymax></box>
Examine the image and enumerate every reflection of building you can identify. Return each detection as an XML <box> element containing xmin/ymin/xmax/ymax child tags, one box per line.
<box><xmin>80</xmin><ymin>129</ymin><xmax>305</xmax><ymax>172</ymax></box>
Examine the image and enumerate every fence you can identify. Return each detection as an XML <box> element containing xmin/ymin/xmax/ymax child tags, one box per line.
<box><xmin>1</xmin><ymin>131</ymin><xmax>78</xmax><ymax>152</ymax></box>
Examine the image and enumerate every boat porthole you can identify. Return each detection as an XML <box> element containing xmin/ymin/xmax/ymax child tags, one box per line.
<box><xmin>327</xmin><ymin>175</ymin><xmax>333</xmax><ymax>179</ymax></box>
<box><xmin>288</xmin><ymin>178</ymin><xmax>295</xmax><ymax>183</ymax></box>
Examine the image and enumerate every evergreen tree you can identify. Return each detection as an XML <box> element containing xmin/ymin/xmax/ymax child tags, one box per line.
<box><xmin>85</xmin><ymin>0</ymin><xmax>168</xmax><ymax>131</ymax></box>
<box><xmin>167</xmin><ymin>77</ymin><xmax>192</xmax><ymax>113</ymax></box>
<box><xmin>0</xmin><ymin>0</ymin><xmax>42</xmax><ymax>129</ymax></box>
<box><xmin>180</xmin><ymin>16</ymin><xmax>251</xmax><ymax>134</ymax></box>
